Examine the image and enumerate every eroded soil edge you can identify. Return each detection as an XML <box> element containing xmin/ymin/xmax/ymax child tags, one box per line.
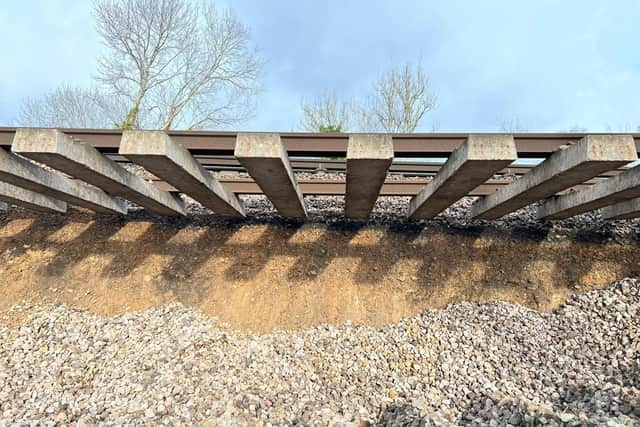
<box><xmin>1</xmin><ymin>210</ymin><xmax>638</xmax><ymax>332</ymax></box>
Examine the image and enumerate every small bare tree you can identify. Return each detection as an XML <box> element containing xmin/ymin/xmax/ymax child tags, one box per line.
<box><xmin>300</xmin><ymin>92</ymin><xmax>351</xmax><ymax>132</ymax></box>
<box><xmin>93</xmin><ymin>0</ymin><xmax>262</xmax><ymax>130</ymax></box>
<box><xmin>498</xmin><ymin>117</ymin><xmax>528</xmax><ymax>132</ymax></box>
<box><xmin>16</xmin><ymin>85</ymin><xmax>120</xmax><ymax>128</ymax></box>
<box><xmin>359</xmin><ymin>62</ymin><xmax>436</xmax><ymax>132</ymax></box>
<box><xmin>564</xmin><ymin>125</ymin><xmax>588</xmax><ymax>132</ymax></box>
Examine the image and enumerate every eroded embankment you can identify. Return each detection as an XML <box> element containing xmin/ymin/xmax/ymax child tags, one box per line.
<box><xmin>0</xmin><ymin>209</ymin><xmax>638</xmax><ymax>332</ymax></box>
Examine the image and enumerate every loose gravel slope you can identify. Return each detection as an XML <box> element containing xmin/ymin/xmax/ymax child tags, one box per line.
<box><xmin>1</xmin><ymin>278</ymin><xmax>638</xmax><ymax>426</ymax></box>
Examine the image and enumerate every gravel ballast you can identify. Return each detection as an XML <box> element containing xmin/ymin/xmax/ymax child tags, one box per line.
<box><xmin>0</xmin><ymin>278</ymin><xmax>638</xmax><ymax>426</ymax></box>
<box><xmin>111</xmin><ymin>167</ymin><xmax>640</xmax><ymax>244</ymax></box>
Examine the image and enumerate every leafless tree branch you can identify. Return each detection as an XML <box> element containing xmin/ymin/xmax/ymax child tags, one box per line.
<box><xmin>361</xmin><ymin>61</ymin><xmax>436</xmax><ymax>132</ymax></box>
<box><xmin>300</xmin><ymin>61</ymin><xmax>436</xmax><ymax>133</ymax></box>
<box><xmin>16</xmin><ymin>85</ymin><xmax>122</xmax><ymax>128</ymax></box>
<box><xmin>299</xmin><ymin>92</ymin><xmax>352</xmax><ymax>132</ymax></box>
<box><xmin>498</xmin><ymin>116</ymin><xmax>528</xmax><ymax>132</ymax></box>
<box><xmin>93</xmin><ymin>0</ymin><xmax>262</xmax><ymax>129</ymax></box>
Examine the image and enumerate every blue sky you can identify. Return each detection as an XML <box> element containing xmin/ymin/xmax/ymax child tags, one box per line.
<box><xmin>1</xmin><ymin>0</ymin><xmax>640</xmax><ymax>132</ymax></box>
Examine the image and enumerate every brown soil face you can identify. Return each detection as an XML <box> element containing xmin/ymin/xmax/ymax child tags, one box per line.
<box><xmin>1</xmin><ymin>210</ymin><xmax>638</xmax><ymax>332</ymax></box>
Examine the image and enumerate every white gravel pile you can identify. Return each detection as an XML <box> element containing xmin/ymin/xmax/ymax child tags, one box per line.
<box><xmin>1</xmin><ymin>278</ymin><xmax>638</xmax><ymax>426</ymax></box>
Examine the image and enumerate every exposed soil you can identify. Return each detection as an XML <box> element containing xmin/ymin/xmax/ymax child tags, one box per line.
<box><xmin>1</xmin><ymin>206</ymin><xmax>638</xmax><ymax>332</ymax></box>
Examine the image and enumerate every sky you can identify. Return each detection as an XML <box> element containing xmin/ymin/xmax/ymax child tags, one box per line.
<box><xmin>1</xmin><ymin>0</ymin><xmax>640</xmax><ymax>132</ymax></box>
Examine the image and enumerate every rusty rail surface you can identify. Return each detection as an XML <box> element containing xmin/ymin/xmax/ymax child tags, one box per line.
<box><xmin>1</xmin><ymin>128</ymin><xmax>637</xmax><ymax>221</ymax></box>
<box><xmin>141</xmin><ymin>156</ymin><xmax>625</xmax><ymax>178</ymax></box>
<box><xmin>151</xmin><ymin>177</ymin><xmax>600</xmax><ymax>196</ymax></box>
<box><xmin>2</xmin><ymin>127</ymin><xmax>640</xmax><ymax>158</ymax></box>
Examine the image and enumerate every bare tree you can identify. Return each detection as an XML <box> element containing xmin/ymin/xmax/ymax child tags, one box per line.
<box><xmin>93</xmin><ymin>0</ymin><xmax>262</xmax><ymax>130</ymax></box>
<box><xmin>300</xmin><ymin>61</ymin><xmax>436</xmax><ymax>133</ymax></box>
<box><xmin>359</xmin><ymin>62</ymin><xmax>436</xmax><ymax>132</ymax></box>
<box><xmin>16</xmin><ymin>85</ymin><xmax>120</xmax><ymax>128</ymax></box>
<box><xmin>299</xmin><ymin>92</ymin><xmax>351</xmax><ymax>132</ymax></box>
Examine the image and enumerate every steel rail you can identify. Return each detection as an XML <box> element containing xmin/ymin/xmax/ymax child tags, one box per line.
<box><xmin>148</xmin><ymin>177</ymin><xmax>599</xmax><ymax>196</ymax></box>
<box><xmin>2</xmin><ymin>127</ymin><xmax>640</xmax><ymax>158</ymax></box>
<box><xmin>106</xmin><ymin>154</ymin><xmax>626</xmax><ymax>178</ymax></box>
